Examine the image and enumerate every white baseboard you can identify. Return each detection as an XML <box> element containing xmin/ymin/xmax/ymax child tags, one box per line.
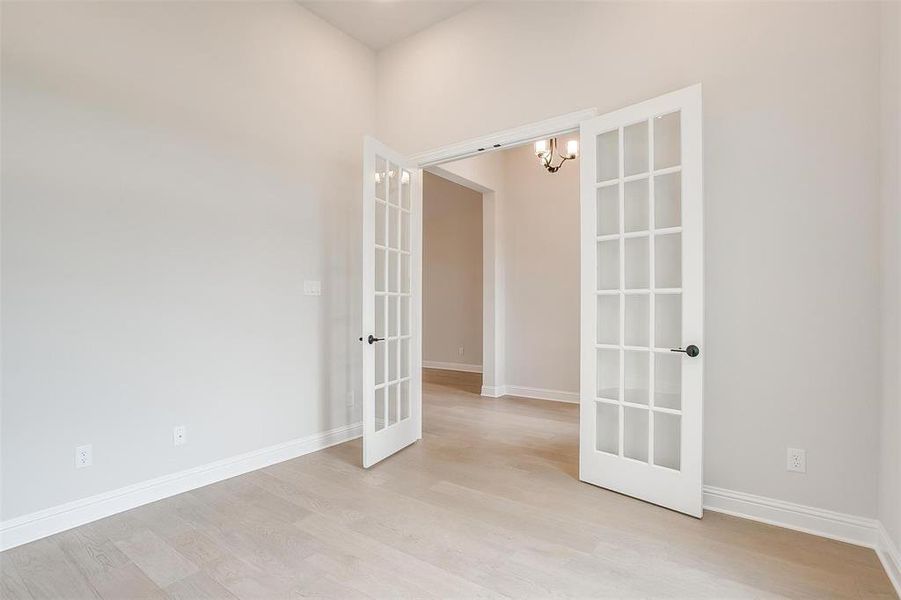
<box><xmin>0</xmin><ymin>422</ymin><xmax>362</xmax><ymax>552</ymax></box>
<box><xmin>2</xmin><ymin>421</ymin><xmax>898</xmax><ymax>598</ymax></box>
<box><xmin>703</xmin><ymin>485</ymin><xmax>880</xmax><ymax>547</ymax></box>
<box><xmin>704</xmin><ymin>485</ymin><xmax>900</xmax><ymax>597</ymax></box>
<box><xmin>422</xmin><ymin>360</ymin><xmax>483</xmax><ymax>373</ymax></box>
<box><xmin>480</xmin><ymin>384</ymin><xmax>505</xmax><ymax>398</ymax></box>
<box><xmin>877</xmin><ymin>522</ymin><xmax>901</xmax><ymax>596</ymax></box>
<box><xmin>481</xmin><ymin>384</ymin><xmax>579</xmax><ymax>404</ymax></box>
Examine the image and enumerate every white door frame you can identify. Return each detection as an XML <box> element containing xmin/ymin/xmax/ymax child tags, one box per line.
<box><xmin>409</xmin><ymin>108</ymin><xmax>598</xmax><ymax>397</ymax></box>
<box><xmin>405</xmin><ymin>92</ymin><xmax>704</xmax><ymax>515</ymax></box>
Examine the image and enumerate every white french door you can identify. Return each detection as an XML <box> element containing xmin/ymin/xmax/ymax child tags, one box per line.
<box><xmin>579</xmin><ymin>86</ymin><xmax>704</xmax><ymax>517</ymax></box>
<box><xmin>361</xmin><ymin>137</ymin><xmax>422</xmax><ymax>468</ymax></box>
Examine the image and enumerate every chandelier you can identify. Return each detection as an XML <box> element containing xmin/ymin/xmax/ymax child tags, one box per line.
<box><xmin>534</xmin><ymin>138</ymin><xmax>579</xmax><ymax>173</ymax></box>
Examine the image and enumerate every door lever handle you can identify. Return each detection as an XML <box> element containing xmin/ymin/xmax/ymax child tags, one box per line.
<box><xmin>670</xmin><ymin>345</ymin><xmax>700</xmax><ymax>357</ymax></box>
<box><xmin>358</xmin><ymin>334</ymin><xmax>384</xmax><ymax>344</ymax></box>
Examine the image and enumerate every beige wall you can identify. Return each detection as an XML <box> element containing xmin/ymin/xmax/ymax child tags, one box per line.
<box><xmin>1</xmin><ymin>1</ymin><xmax>374</xmax><ymax>520</ymax></box>
<box><xmin>501</xmin><ymin>136</ymin><xmax>580</xmax><ymax>393</ymax></box>
<box><xmin>377</xmin><ymin>1</ymin><xmax>883</xmax><ymax>518</ymax></box>
<box><xmin>437</xmin><ymin>151</ymin><xmax>507</xmax><ymax>390</ymax></box>
<box><xmin>422</xmin><ymin>172</ymin><xmax>483</xmax><ymax>368</ymax></box>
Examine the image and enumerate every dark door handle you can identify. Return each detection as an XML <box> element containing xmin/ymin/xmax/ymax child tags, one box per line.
<box><xmin>359</xmin><ymin>334</ymin><xmax>384</xmax><ymax>344</ymax></box>
<box><xmin>670</xmin><ymin>345</ymin><xmax>700</xmax><ymax>357</ymax></box>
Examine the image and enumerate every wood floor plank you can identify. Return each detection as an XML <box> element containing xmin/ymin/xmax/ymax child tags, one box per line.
<box><xmin>6</xmin><ymin>537</ymin><xmax>101</xmax><ymax>599</ymax></box>
<box><xmin>0</xmin><ymin>553</ymin><xmax>35</xmax><ymax>600</ymax></box>
<box><xmin>113</xmin><ymin>529</ymin><xmax>199</xmax><ymax>588</ymax></box>
<box><xmin>0</xmin><ymin>378</ymin><xmax>895</xmax><ymax>598</ymax></box>
<box><xmin>165</xmin><ymin>571</ymin><xmax>238</xmax><ymax>600</ymax></box>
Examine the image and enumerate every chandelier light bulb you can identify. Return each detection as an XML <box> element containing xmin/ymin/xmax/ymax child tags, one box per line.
<box><xmin>536</xmin><ymin>137</ymin><xmax>578</xmax><ymax>174</ymax></box>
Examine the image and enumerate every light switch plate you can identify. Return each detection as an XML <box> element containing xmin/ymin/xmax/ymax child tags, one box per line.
<box><xmin>303</xmin><ymin>280</ymin><xmax>322</xmax><ymax>296</ymax></box>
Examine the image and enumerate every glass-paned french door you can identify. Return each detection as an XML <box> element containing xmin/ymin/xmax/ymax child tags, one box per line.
<box><xmin>362</xmin><ymin>137</ymin><xmax>422</xmax><ymax>468</ymax></box>
<box><xmin>579</xmin><ymin>86</ymin><xmax>703</xmax><ymax>517</ymax></box>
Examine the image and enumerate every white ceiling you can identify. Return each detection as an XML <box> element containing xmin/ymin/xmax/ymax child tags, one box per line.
<box><xmin>300</xmin><ymin>1</ymin><xmax>478</xmax><ymax>51</ymax></box>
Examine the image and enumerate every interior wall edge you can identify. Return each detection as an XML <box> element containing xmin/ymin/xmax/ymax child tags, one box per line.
<box><xmin>877</xmin><ymin>523</ymin><xmax>901</xmax><ymax>596</ymax></box>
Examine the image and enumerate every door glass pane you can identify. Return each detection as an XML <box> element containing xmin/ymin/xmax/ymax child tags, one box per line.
<box><xmin>401</xmin><ymin>170</ymin><xmax>411</xmax><ymax>210</ymax></box>
<box><xmin>388</xmin><ymin>339</ymin><xmax>398</xmax><ymax>381</ymax></box>
<box><xmin>624</xmin><ymin>120</ymin><xmax>648</xmax><ymax>176</ymax></box>
<box><xmin>401</xmin><ymin>255</ymin><xmax>411</xmax><ymax>294</ymax></box>
<box><xmin>596</xmin><ymin>130</ymin><xmax>619</xmax><ymax>182</ymax></box>
<box><xmin>595</xmin><ymin>401</ymin><xmax>619</xmax><ymax>454</ymax></box>
<box><xmin>655</xmin><ymin>353</ymin><xmax>681</xmax><ymax>410</ymax></box>
<box><xmin>655</xmin><ymin>233</ymin><xmax>681</xmax><ymax>288</ymax></box>
<box><xmin>388</xmin><ymin>205</ymin><xmax>399</xmax><ymax>249</ymax></box>
<box><xmin>402</xmin><ymin>212</ymin><xmax>411</xmax><ymax>251</ymax></box>
<box><xmin>400</xmin><ymin>296</ymin><xmax>410</xmax><ymax>336</ymax></box>
<box><xmin>597</xmin><ymin>295</ymin><xmax>619</xmax><ymax>345</ymax></box>
<box><xmin>624</xmin><ymin>406</ymin><xmax>649</xmax><ymax>462</ymax></box>
<box><xmin>389</xmin><ymin>251</ymin><xmax>399</xmax><ymax>292</ymax></box>
<box><xmin>597</xmin><ymin>185</ymin><xmax>619</xmax><ymax>236</ymax></box>
<box><xmin>596</xmin><ymin>349</ymin><xmax>619</xmax><ymax>400</ymax></box>
<box><xmin>654</xmin><ymin>112</ymin><xmax>681</xmax><ymax>169</ymax></box>
<box><xmin>375</xmin><ymin>342</ymin><xmax>386</xmax><ymax>385</ymax></box>
<box><xmin>624</xmin><ymin>351</ymin><xmax>649</xmax><ymax>405</ymax></box>
<box><xmin>624</xmin><ymin>178</ymin><xmax>649</xmax><ymax>232</ymax></box>
<box><xmin>388</xmin><ymin>163</ymin><xmax>400</xmax><ymax>205</ymax></box>
<box><xmin>388</xmin><ymin>296</ymin><xmax>398</xmax><ymax>337</ymax></box>
<box><xmin>624</xmin><ymin>237</ymin><xmax>649</xmax><ymax>289</ymax></box>
<box><xmin>375</xmin><ymin>156</ymin><xmax>387</xmax><ymax>201</ymax></box>
<box><xmin>400</xmin><ymin>380</ymin><xmax>410</xmax><ymax>420</ymax></box>
<box><xmin>624</xmin><ymin>294</ymin><xmax>649</xmax><ymax>347</ymax></box>
<box><xmin>654</xmin><ymin>412</ymin><xmax>681</xmax><ymax>470</ymax></box>
<box><xmin>375</xmin><ymin>295</ymin><xmax>386</xmax><ymax>338</ymax></box>
<box><xmin>375</xmin><ymin>201</ymin><xmax>386</xmax><ymax>246</ymax></box>
<box><xmin>375</xmin><ymin>248</ymin><xmax>386</xmax><ymax>292</ymax></box>
<box><xmin>597</xmin><ymin>240</ymin><xmax>619</xmax><ymax>290</ymax></box>
<box><xmin>388</xmin><ymin>384</ymin><xmax>399</xmax><ymax>425</ymax></box>
<box><xmin>401</xmin><ymin>338</ymin><xmax>410</xmax><ymax>378</ymax></box>
<box><xmin>655</xmin><ymin>294</ymin><xmax>681</xmax><ymax>349</ymax></box>
<box><xmin>655</xmin><ymin>172</ymin><xmax>681</xmax><ymax>229</ymax></box>
<box><xmin>375</xmin><ymin>387</ymin><xmax>386</xmax><ymax>431</ymax></box>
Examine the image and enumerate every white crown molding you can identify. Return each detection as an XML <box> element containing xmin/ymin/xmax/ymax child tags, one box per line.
<box><xmin>422</xmin><ymin>360</ymin><xmax>483</xmax><ymax>373</ymax></box>
<box><xmin>409</xmin><ymin>108</ymin><xmax>599</xmax><ymax>167</ymax></box>
<box><xmin>0</xmin><ymin>422</ymin><xmax>362</xmax><ymax>552</ymax></box>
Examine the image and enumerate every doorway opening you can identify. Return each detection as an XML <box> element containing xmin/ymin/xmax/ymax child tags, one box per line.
<box><xmin>362</xmin><ymin>86</ymin><xmax>703</xmax><ymax>516</ymax></box>
<box><xmin>421</xmin><ymin>132</ymin><xmax>582</xmax><ymax>406</ymax></box>
<box><xmin>421</xmin><ymin>172</ymin><xmax>484</xmax><ymax>395</ymax></box>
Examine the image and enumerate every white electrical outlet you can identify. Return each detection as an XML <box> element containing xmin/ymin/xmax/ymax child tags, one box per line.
<box><xmin>173</xmin><ymin>425</ymin><xmax>187</xmax><ymax>446</ymax></box>
<box><xmin>346</xmin><ymin>391</ymin><xmax>355</xmax><ymax>408</ymax></box>
<box><xmin>303</xmin><ymin>280</ymin><xmax>322</xmax><ymax>296</ymax></box>
<box><xmin>458</xmin><ymin>346</ymin><xmax>465</xmax><ymax>357</ymax></box>
<box><xmin>75</xmin><ymin>444</ymin><xmax>92</xmax><ymax>469</ymax></box>
<box><xmin>787</xmin><ymin>447</ymin><xmax>806</xmax><ymax>473</ymax></box>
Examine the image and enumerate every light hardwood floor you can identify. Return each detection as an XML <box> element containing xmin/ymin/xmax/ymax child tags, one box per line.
<box><xmin>1</xmin><ymin>373</ymin><xmax>896</xmax><ymax>599</ymax></box>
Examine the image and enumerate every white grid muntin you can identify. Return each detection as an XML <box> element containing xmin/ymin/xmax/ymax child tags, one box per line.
<box><xmin>373</xmin><ymin>158</ymin><xmax>414</xmax><ymax>432</ymax></box>
<box><xmin>593</xmin><ymin>112</ymin><xmax>685</xmax><ymax>471</ymax></box>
